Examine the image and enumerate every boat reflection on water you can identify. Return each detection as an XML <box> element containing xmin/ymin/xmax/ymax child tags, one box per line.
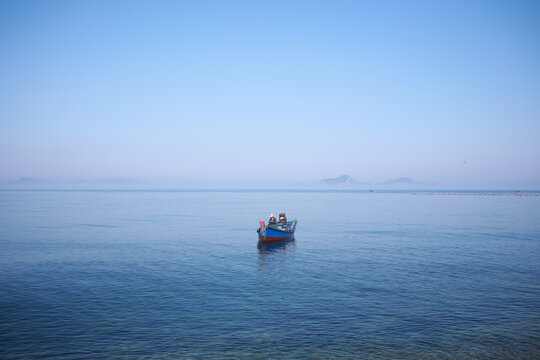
<box><xmin>258</xmin><ymin>237</ymin><xmax>295</xmax><ymax>253</ymax></box>
<box><xmin>258</xmin><ymin>237</ymin><xmax>295</xmax><ymax>266</ymax></box>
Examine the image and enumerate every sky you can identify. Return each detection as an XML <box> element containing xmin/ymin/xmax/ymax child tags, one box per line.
<box><xmin>1</xmin><ymin>0</ymin><xmax>539</xmax><ymax>188</ymax></box>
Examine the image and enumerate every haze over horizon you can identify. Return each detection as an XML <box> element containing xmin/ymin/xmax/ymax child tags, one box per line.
<box><xmin>1</xmin><ymin>1</ymin><xmax>539</xmax><ymax>189</ymax></box>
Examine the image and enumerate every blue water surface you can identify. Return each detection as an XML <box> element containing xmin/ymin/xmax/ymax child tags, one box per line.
<box><xmin>1</xmin><ymin>190</ymin><xmax>539</xmax><ymax>359</ymax></box>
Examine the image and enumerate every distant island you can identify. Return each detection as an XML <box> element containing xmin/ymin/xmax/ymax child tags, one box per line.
<box><xmin>316</xmin><ymin>175</ymin><xmax>426</xmax><ymax>187</ymax></box>
<box><xmin>315</xmin><ymin>175</ymin><xmax>434</xmax><ymax>188</ymax></box>
<box><xmin>318</xmin><ymin>175</ymin><xmax>356</xmax><ymax>186</ymax></box>
<box><xmin>13</xmin><ymin>177</ymin><xmax>48</xmax><ymax>185</ymax></box>
<box><xmin>382</xmin><ymin>177</ymin><xmax>423</xmax><ymax>185</ymax></box>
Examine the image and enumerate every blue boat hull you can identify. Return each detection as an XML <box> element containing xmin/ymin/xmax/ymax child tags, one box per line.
<box><xmin>257</xmin><ymin>226</ymin><xmax>295</xmax><ymax>243</ymax></box>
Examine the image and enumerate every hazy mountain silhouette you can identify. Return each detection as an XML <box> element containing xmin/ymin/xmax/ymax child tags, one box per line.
<box><xmin>318</xmin><ymin>175</ymin><xmax>356</xmax><ymax>186</ymax></box>
<box><xmin>382</xmin><ymin>177</ymin><xmax>423</xmax><ymax>185</ymax></box>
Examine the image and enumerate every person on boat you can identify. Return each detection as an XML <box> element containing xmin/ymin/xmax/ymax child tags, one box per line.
<box><xmin>268</xmin><ymin>214</ymin><xmax>277</xmax><ymax>227</ymax></box>
<box><xmin>278</xmin><ymin>212</ymin><xmax>287</xmax><ymax>226</ymax></box>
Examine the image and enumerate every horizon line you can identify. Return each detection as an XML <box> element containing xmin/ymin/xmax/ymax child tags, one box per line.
<box><xmin>1</xmin><ymin>188</ymin><xmax>538</xmax><ymax>193</ymax></box>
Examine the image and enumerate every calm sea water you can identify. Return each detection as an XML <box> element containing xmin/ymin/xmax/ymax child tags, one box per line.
<box><xmin>1</xmin><ymin>190</ymin><xmax>539</xmax><ymax>359</ymax></box>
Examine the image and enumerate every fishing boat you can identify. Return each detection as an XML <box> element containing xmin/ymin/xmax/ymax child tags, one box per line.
<box><xmin>257</xmin><ymin>212</ymin><xmax>297</xmax><ymax>243</ymax></box>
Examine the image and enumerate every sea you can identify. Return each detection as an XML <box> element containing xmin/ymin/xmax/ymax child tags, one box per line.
<box><xmin>1</xmin><ymin>190</ymin><xmax>539</xmax><ymax>359</ymax></box>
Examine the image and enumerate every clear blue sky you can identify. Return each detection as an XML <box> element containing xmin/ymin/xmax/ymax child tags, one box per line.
<box><xmin>1</xmin><ymin>0</ymin><xmax>539</xmax><ymax>187</ymax></box>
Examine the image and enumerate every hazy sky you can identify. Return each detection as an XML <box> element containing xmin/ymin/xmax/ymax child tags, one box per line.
<box><xmin>1</xmin><ymin>0</ymin><xmax>539</xmax><ymax>187</ymax></box>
